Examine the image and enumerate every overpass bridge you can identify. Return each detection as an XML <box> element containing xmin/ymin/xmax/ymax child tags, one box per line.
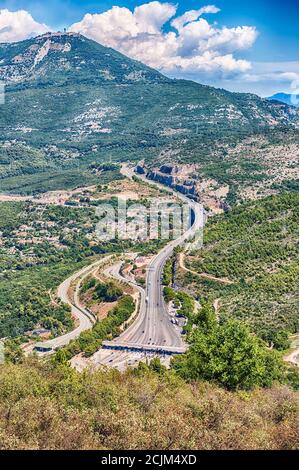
<box><xmin>102</xmin><ymin>341</ymin><xmax>187</xmax><ymax>356</ymax></box>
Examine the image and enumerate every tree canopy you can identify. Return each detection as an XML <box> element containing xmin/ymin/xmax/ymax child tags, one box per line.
<box><xmin>173</xmin><ymin>304</ymin><xmax>284</xmax><ymax>390</ymax></box>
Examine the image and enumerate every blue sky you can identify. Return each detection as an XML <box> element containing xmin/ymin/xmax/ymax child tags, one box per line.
<box><xmin>1</xmin><ymin>0</ymin><xmax>299</xmax><ymax>96</ymax></box>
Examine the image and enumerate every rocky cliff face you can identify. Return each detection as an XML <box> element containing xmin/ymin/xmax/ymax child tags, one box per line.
<box><xmin>135</xmin><ymin>161</ymin><xmax>146</xmax><ymax>175</ymax></box>
<box><xmin>144</xmin><ymin>164</ymin><xmax>199</xmax><ymax>200</ymax></box>
<box><xmin>137</xmin><ymin>162</ymin><xmax>232</xmax><ymax>213</ymax></box>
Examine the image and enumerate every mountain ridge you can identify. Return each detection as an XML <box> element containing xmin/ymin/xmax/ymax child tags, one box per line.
<box><xmin>0</xmin><ymin>31</ymin><xmax>169</xmax><ymax>85</ymax></box>
<box><xmin>267</xmin><ymin>92</ymin><xmax>299</xmax><ymax>108</ymax></box>
<box><xmin>0</xmin><ymin>32</ymin><xmax>299</xmax><ymax>196</ymax></box>
<box><xmin>1</xmin><ymin>32</ymin><xmax>298</xmax><ymax>118</ymax></box>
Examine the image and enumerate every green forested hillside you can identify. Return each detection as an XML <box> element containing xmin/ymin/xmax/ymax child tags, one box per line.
<box><xmin>0</xmin><ymin>200</ymin><xmax>116</xmax><ymax>337</ymax></box>
<box><xmin>0</xmin><ymin>32</ymin><xmax>298</xmax><ymax>452</ymax></box>
<box><xmin>0</xmin><ymin>196</ymin><xmax>165</xmax><ymax>337</ymax></box>
<box><xmin>181</xmin><ymin>192</ymin><xmax>299</xmax><ymax>347</ymax></box>
<box><xmin>1</xmin><ymin>33</ymin><xmax>299</xmax><ymax>193</ymax></box>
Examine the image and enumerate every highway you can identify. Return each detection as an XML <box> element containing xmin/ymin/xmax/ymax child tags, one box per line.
<box><xmin>95</xmin><ymin>166</ymin><xmax>205</xmax><ymax>369</ymax></box>
<box><xmin>33</xmin><ymin>165</ymin><xmax>204</xmax><ymax>368</ymax></box>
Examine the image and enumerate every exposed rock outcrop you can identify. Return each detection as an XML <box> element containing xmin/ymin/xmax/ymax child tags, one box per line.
<box><xmin>147</xmin><ymin>166</ymin><xmax>199</xmax><ymax>201</ymax></box>
<box><xmin>134</xmin><ymin>163</ymin><xmax>231</xmax><ymax>213</ymax></box>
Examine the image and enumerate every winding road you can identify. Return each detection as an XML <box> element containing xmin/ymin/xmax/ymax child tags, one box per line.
<box><xmin>34</xmin><ymin>257</ymin><xmax>111</xmax><ymax>353</ymax></box>
<box><xmin>34</xmin><ymin>165</ymin><xmax>298</xmax><ymax>371</ymax></box>
<box><xmin>33</xmin><ymin>165</ymin><xmax>205</xmax><ymax>369</ymax></box>
<box><xmin>94</xmin><ymin>165</ymin><xmax>205</xmax><ymax>368</ymax></box>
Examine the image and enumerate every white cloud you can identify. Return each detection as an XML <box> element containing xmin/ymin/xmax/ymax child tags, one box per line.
<box><xmin>244</xmin><ymin>72</ymin><xmax>299</xmax><ymax>84</ymax></box>
<box><xmin>243</xmin><ymin>63</ymin><xmax>299</xmax><ymax>85</ymax></box>
<box><xmin>134</xmin><ymin>1</ymin><xmax>177</xmax><ymax>33</ymax></box>
<box><xmin>201</xmin><ymin>62</ymin><xmax>299</xmax><ymax>97</ymax></box>
<box><xmin>70</xmin><ymin>2</ymin><xmax>258</xmax><ymax>76</ymax></box>
<box><xmin>2</xmin><ymin>3</ymin><xmax>298</xmax><ymax>96</ymax></box>
<box><xmin>0</xmin><ymin>3</ymin><xmax>259</xmax><ymax>80</ymax></box>
<box><xmin>171</xmin><ymin>5</ymin><xmax>220</xmax><ymax>32</ymax></box>
<box><xmin>0</xmin><ymin>9</ymin><xmax>49</xmax><ymax>43</ymax></box>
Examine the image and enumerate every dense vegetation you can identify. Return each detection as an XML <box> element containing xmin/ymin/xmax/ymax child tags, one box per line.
<box><xmin>0</xmin><ymin>201</ymin><xmax>100</xmax><ymax>337</ymax></box>
<box><xmin>0</xmin><ymin>359</ymin><xmax>298</xmax><ymax>450</ymax></box>
<box><xmin>60</xmin><ymin>295</ymin><xmax>135</xmax><ymax>358</ymax></box>
<box><xmin>0</xmin><ymin>193</ymin><xmax>165</xmax><ymax>338</ymax></box>
<box><xmin>0</xmin><ymin>32</ymin><xmax>298</xmax><ymax>452</ymax></box>
<box><xmin>1</xmin><ymin>33</ymin><xmax>299</xmax><ymax>195</ymax></box>
<box><xmin>174</xmin><ymin>303</ymin><xmax>285</xmax><ymax>390</ymax></box>
<box><xmin>0</xmin><ymin>139</ymin><xmax>123</xmax><ymax>194</ymax></box>
<box><xmin>81</xmin><ymin>278</ymin><xmax>123</xmax><ymax>303</ymax></box>
<box><xmin>161</xmin><ymin>279</ymin><xmax>293</xmax><ymax>391</ymax></box>
<box><xmin>181</xmin><ymin>192</ymin><xmax>299</xmax><ymax>348</ymax></box>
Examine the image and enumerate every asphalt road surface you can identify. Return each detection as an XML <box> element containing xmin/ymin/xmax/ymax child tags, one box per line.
<box><xmin>97</xmin><ymin>166</ymin><xmax>205</xmax><ymax>368</ymax></box>
<box><xmin>34</xmin><ymin>165</ymin><xmax>204</xmax><ymax>368</ymax></box>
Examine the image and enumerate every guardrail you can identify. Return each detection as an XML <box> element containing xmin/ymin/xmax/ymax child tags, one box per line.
<box><xmin>70</xmin><ymin>302</ymin><xmax>97</xmax><ymax>324</ymax></box>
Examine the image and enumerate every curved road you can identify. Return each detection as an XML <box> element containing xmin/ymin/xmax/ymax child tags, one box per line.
<box><xmin>96</xmin><ymin>166</ymin><xmax>205</xmax><ymax>368</ymax></box>
<box><xmin>34</xmin><ymin>165</ymin><xmax>204</xmax><ymax>368</ymax></box>
<box><xmin>34</xmin><ymin>257</ymin><xmax>111</xmax><ymax>353</ymax></box>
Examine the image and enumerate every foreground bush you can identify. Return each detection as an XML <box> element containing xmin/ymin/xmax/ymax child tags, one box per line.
<box><xmin>173</xmin><ymin>303</ymin><xmax>285</xmax><ymax>390</ymax></box>
<box><xmin>0</xmin><ymin>360</ymin><xmax>298</xmax><ymax>450</ymax></box>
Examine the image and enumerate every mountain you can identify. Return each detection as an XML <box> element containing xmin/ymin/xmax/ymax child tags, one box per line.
<box><xmin>267</xmin><ymin>93</ymin><xmax>299</xmax><ymax>107</ymax></box>
<box><xmin>0</xmin><ymin>32</ymin><xmax>168</xmax><ymax>85</ymax></box>
<box><xmin>1</xmin><ymin>32</ymin><xmax>299</xmax><ymax>195</ymax></box>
